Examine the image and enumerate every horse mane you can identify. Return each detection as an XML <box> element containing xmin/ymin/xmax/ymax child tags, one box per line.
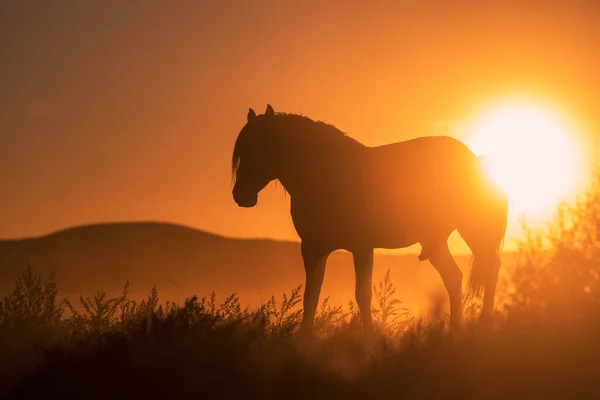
<box><xmin>273</xmin><ymin>112</ymin><xmax>351</xmax><ymax>140</ymax></box>
<box><xmin>231</xmin><ymin>112</ymin><xmax>363</xmax><ymax>185</ymax></box>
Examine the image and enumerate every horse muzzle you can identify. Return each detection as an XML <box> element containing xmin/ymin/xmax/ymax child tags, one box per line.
<box><xmin>233</xmin><ymin>189</ymin><xmax>258</xmax><ymax>208</ymax></box>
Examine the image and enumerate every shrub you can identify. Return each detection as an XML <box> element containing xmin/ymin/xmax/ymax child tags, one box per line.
<box><xmin>8</xmin><ymin>173</ymin><xmax>600</xmax><ymax>398</ymax></box>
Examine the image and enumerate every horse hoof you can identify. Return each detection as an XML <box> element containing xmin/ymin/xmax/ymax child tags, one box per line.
<box><xmin>294</xmin><ymin>328</ymin><xmax>316</xmax><ymax>344</ymax></box>
<box><xmin>293</xmin><ymin>328</ymin><xmax>319</xmax><ymax>354</ymax></box>
<box><xmin>477</xmin><ymin>313</ymin><xmax>496</xmax><ymax>332</ymax></box>
<box><xmin>449</xmin><ymin>324</ymin><xmax>465</xmax><ymax>340</ymax></box>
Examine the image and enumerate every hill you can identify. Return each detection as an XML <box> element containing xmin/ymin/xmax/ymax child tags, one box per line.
<box><xmin>0</xmin><ymin>222</ymin><xmax>517</xmax><ymax>311</ymax></box>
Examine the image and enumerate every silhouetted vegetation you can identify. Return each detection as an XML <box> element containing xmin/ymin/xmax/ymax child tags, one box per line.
<box><xmin>4</xmin><ymin>176</ymin><xmax>600</xmax><ymax>399</ymax></box>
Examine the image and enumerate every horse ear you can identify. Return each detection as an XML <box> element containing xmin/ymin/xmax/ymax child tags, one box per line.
<box><xmin>265</xmin><ymin>104</ymin><xmax>275</xmax><ymax>116</ymax></box>
<box><xmin>247</xmin><ymin>108</ymin><xmax>256</xmax><ymax>122</ymax></box>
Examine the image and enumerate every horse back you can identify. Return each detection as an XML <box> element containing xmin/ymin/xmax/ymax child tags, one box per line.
<box><xmin>365</xmin><ymin>136</ymin><xmax>478</xmax><ymax>192</ymax></box>
<box><xmin>358</xmin><ymin>136</ymin><xmax>480</xmax><ymax>235</ymax></box>
<box><xmin>369</xmin><ymin>136</ymin><xmax>476</xmax><ymax>169</ymax></box>
<box><xmin>289</xmin><ymin>135</ymin><xmax>480</xmax><ymax>249</ymax></box>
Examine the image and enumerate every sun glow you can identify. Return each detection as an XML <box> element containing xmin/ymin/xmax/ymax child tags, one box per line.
<box><xmin>466</xmin><ymin>100</ymin><xmax>585</xmax><ymax>219</ymax></box>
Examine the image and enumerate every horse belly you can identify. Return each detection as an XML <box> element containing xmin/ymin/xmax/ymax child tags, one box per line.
<box><xmin>289</xmin><ymin>201</ymin><xmax>413</xmax><ymax>251</ymax></box>
<box><xmin>360</xmin><ymin>186</ymin><xmax>457</xmax><ymax>249</ymax></box>
<box><xmin>360</xmin><ymin>204</ymin><xmax>420</xmax><ymax>249</ymax></box>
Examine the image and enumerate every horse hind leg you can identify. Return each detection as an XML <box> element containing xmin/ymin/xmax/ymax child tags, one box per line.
<box><xmin>458</xmin><ymin>225</ymin><xmax>503</xmax><ymax>321</ymax></box>
<box><xmin>424</xmin><ymin>242</ymin><xmax>463</xmax><ymax>329</ymax></box>
<box><xmin>459</xmin><ymin>169</ymin><xmax>508</xmax><ymax>323</ymax></box>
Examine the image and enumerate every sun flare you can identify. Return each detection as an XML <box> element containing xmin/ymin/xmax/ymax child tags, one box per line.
<box><xmin>466</xmin><ymin>100</ymin><xmax>583</xmax><ymax>219</ymax></box>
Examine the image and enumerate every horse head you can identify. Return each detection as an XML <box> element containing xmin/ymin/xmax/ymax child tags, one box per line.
<box><xmin>231</xmin><ymin>104</ymin><xmax>278</xmax><ymax>207</ymax></box>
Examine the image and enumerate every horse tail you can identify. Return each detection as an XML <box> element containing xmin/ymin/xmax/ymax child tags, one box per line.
<box><xmin>463</xmin><ymin>155</ymin><xmax>510</xmax><ymax>301</ymax></box>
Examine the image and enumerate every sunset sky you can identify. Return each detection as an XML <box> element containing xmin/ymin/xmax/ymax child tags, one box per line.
<box><xmin>1</xmin><ymin>1</ymin><xmax>599</xmax><ymax>254</ymax></box>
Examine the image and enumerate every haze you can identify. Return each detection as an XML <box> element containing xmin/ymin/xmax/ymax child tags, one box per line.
<box><xmin>1</xmin><ymin>1</ymin><xmax>599</xmax><ymax>254</ymax></box>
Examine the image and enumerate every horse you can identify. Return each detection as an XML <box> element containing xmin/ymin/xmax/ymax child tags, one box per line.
<box><xmin>231</xmin><ymin>104</ymin><xmax>508</xmax><ymax>335</ymax></box>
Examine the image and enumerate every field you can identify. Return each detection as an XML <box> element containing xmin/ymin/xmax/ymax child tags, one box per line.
<box><xmin>3</xmin><ymin>180</ymin><xmax>600</xmax><ymax>399</ymax></box>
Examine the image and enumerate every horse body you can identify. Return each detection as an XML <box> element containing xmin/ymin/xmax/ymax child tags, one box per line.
<box><xmin>232</xmin><ymin>105</ymin><xmax>508</xmax><ymax>335</ymax></box>
<box><xmin>289</xmin><ymin>136</ymin><xmax>479</xmax><ymax>253</ymax></box>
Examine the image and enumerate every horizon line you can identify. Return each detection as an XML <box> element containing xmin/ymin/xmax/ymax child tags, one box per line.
<box><xmin>0</xmin><ymin>219</ymin><xmax>495</xmax><ymax>256</ymax></box>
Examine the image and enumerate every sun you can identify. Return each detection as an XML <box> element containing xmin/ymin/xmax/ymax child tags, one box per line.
<box><xmin>465</xmin><ymin>100</ymin><xmax>583</xmax><ymax>218</ymax></box>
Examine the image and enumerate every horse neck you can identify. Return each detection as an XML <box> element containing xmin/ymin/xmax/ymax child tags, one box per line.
<box><xmin>275</xmin><ymin>131</ymin><xmax>361</xmax><ymax>198</ymax></box>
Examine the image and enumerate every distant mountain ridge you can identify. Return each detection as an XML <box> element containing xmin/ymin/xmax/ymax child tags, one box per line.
<box><xmin>0</xmin><ymin>221</ymin><xmax>243</xmax><ymax>243</ymax></box>
<box><xmin>0</xmin><ymin>221</ymin><xmax>517</xmax><ymax>311</ymax></box>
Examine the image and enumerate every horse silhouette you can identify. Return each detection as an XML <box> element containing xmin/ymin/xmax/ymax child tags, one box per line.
<box><xmin>232</xmin><ymin>104</ymin><xmax>508</xmax><ymax>335</ymax></box>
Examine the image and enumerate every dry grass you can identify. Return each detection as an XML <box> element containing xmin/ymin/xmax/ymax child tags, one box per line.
<box><xmin>4</xmin><ymin>175</ymin><xmax>600</xmax><ymax>399</ymax></box>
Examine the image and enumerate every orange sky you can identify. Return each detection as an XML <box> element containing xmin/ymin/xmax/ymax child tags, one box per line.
<box><xmin>1</xmin><ymin>1</ymin><xmax>599</xmax><ymax>253</ymax></box>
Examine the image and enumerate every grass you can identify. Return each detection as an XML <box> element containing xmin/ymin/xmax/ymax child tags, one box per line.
<box><xmin>4</xmin><ymin>177</ymin><xmax>600</xmax><ymax>399</ymax></box>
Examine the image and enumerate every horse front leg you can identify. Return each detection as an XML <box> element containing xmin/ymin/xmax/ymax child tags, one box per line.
<box><xmin>298</xmin><ymin>242</ymin><xmax>330</xmax><ymax>338</ymax></box>
<box><xmin>353</xmin><ymin>248</ymin><xmax>374</xmax><ymax>335</ymax></box>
